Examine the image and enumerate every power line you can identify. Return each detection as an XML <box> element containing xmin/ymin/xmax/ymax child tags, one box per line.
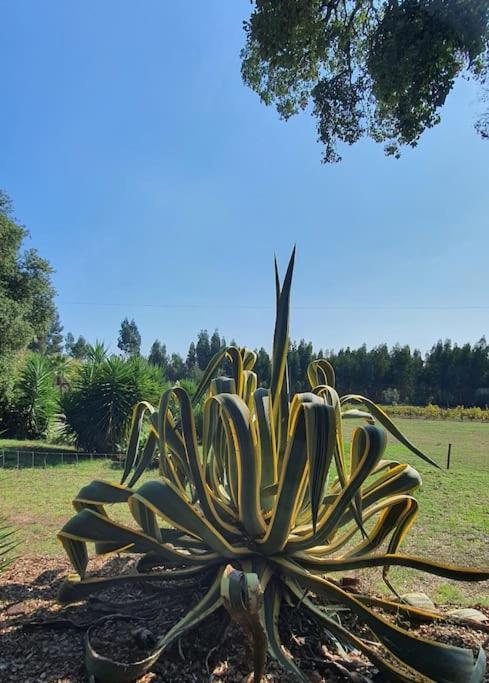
<box><xmin>57</xmin><ymin>301</ymin><xmax>489</xmax><ymax>311</ymax></box>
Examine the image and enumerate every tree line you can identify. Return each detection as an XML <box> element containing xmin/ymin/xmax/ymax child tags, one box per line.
<box><xmin>2</xmin><ymin>187</ymin><xmax>489</xmax><ymax>448</ymax></box>
<box><xmin>59</xmin><ymin>317</ymin><xmax>489</xmax><ymax>408</ymax></box>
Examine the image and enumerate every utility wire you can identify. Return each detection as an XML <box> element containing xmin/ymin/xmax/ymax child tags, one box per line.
<box><xmin>57</xmin><ymin>301</ymin><xmax>489</xmax><ymax>311</ymax></box>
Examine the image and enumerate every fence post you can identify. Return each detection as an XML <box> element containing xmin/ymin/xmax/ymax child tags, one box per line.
<box><xmin>17</xmin><ymin>450</ymin><xmax>20</xmax><ymax>469</ymax></box>
<box><xmin>61</xmin><ymin>452</ymin><xmax>64</xmax><ymax>465</ymax></box>
<box><xmin>76</xmin><ymin>451</ymin><xmax>79</xmax><ymax>466</ymax></box>
<box><xmin>446</xmin><ymin>443</ymin><xmax>452</xmax><ymax>470</ymax></box>
<box><xmin>32</xmin><ymin>451</ymin><xmax>35</xmax><ymax>468</ymax></box>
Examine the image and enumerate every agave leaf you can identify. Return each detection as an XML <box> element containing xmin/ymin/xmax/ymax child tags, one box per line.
<box><xmin>208</xmin><ymin>393</ymin><xmax>266</xmax><ymax>537</ymax></box>
<box><xmin>120</xmin><ymin>401</ymin><xmax>155</xmax><ymax>485</ymax></box>
<box><xmin>343</xmin><ymin>495</ymin><xmax>419</xmax><ymax>559</ymax></box>
<box><xmin>260</xmin><ymin>580</ymin><xmax>309</xmax><ymax>682</ymax></box>
<box><xmin>341</xmin><ymin>395</ymin><xmax>439</xmax><ymax>468</ymax></box>
<box><xmin>289</xmin><ymin>424</ymin><xmax>386</xmax><ymax>551</ymax></box>
<box><xmin>304</xmin><ymin>402</ymin><xmax>336</xmax><ymax>533</ymax></box>
<box><xmin>253</xmin><ymin>388</ymin><xmax>278</xmax><ymax>511</ymax></box>
<box><xmin>341</xmin><ymin>408</ymin><xmax>375</xmax><ymax>421</ymax></box>
<box><xmin>307</xmin><ymin>358</ymin><xmax>336</xmax><ymax>389</ymax></box>
<box><xmin>193</xmin><ymin>346</ymin><xmax>244</xmax><ymax>405</ymax></box>
<box><xmin>292</xmin><ymin>551</ymin><xmax>489</xmax><ymax>582</ymax></box>
<box><xmin>242</xmin><ymin>370</ymin><xmax>258</xmax><ymax>408</ymax></box>
<box><xmin>130</xmin><ymin>480</ymin><xmax>248</xmax><ymax>558</ymax></box>
<box><xmin>221</xmin><ymin>565</ymin><xmax>266</xmax><ymax>683</ymax></box>
<box><xmin>58</xmin><ymin>507</ymin><xmax>214</xmax><ymax>577</ymax></box>
<box><xmin>356</xmin><ymin>463</ymin><xmax>422</xmax><ymax>517</ymax></box>
<box><xmin>192</xmin><ymin>347</ymin><xmax>229</xmax><ymax>405</ymax></box>
<box><xmin>58</xmin><ymin>564</ymin><xmax>211</xmax><ymax>605</ymax></box>
<box><xmin>279</xmin><ymin>560</ymin><xmax>486</xmax><ymax>683</ymax></box>
<box><xmin>73</xmin><ymin>480</ymin><xmax>133</xmax><ymax>509</ymax></box>
<box><xmin>127</xmin><ymin>430</ymin><xmax>157</xmax><ymax>488</ymax></box>
<box><xmin>160</xmin><ymin>387</ymin><xmax>239</xmax><ymax>536</ymax></box>
<box><xmin>298</xmin><ymin>494</ymin><xmax>416</xmax><ymax>559</ymax></box>
<box><xmin>85</xmin><ymin>614</ymin><xmax>162</xmax><ymax>683</ymax></box>
<box><xmin>157</xmin><ymin>566</ymin><xmax>225</xmax><ymax>649</ymax></box>
<box><xmin>258</xmin><ymin>396</ymin><xmax>310</xmax><ymax>554</ymax></box>
<box><xmin>270</xmin><ymin>248</ymin><xmax>295</xmax><ymax>431</ymax></box>
<box><xmin>285</xmin><ymin>577</ymin><xmax>426</xmax><ymax>683</ymax></box>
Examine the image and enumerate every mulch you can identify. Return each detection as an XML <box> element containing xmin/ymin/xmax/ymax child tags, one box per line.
<box><xmin>1</xmin><ymin>555</ymin><xmax>488</xmax><ymax>682</ymax></box>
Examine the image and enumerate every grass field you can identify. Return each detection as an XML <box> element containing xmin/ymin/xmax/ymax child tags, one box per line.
<box><xmin>1</xmin><ymin>418</ymin><xmax>488</xmax><ymax>605</ymax></box>
<box><xmin>0</xmin><ymin>438</ymin><xmax>75</xmax><ymax>453</ymax></box>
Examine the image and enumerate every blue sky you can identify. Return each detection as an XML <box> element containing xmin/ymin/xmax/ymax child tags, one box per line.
<box><xmin>2</xmin><ymin>1</ymin><xmax>488</xmax><ymax>356</ymax></box>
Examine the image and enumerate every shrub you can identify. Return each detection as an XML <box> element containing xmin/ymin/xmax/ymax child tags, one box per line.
<box><xmin>57</xmin><ymin>252</ymin><xmax>489</xmax><ymax>682</ymax></box>
<box><xmin>60</xmin><ymin>356</ymin><xmax>165</xmax><ymax>452</ymax></box>
<box><xmin>381</xmin><ymin>403</ymin><xmax>489</xmax><ymax>421</ymax></box>
<box><xmin>10</xmin><ymin>354</ymin><xmax>57</xmax><ymax>439</ymax></box>
<box><xmin>381</xmin><ymin>386</ymin><xmax>400</xmax><ymax>405</ymax></box>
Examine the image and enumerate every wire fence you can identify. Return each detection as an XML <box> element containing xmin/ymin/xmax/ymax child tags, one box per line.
<box><xmin>0</xmin><ymin>450</ymin><xmax>125</xmax><ymax>469</ymax></box>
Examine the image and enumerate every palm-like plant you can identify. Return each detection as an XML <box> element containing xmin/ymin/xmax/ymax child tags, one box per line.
<box><xmin>58</xmin><ymin>251</ymin><xmax>489</xmax><ymax>682</ymax></box>
<box><xmin>60</xmin><ymin>355</ymin><xmax>163</xmax><ymax>452</ymax></box>
<box><xmin>13</xmin><ymin>354</ymin><xmax>57</xmax><ymax>438</ymax></box>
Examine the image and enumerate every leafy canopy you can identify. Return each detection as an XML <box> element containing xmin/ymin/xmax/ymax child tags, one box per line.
<box><xmin>0</xmin><ymin>190</ymin><xmax>56</xmax><ymax>358</ymax></box>
<box><xmin>241</xmin><ymin>0</ymin><xmax>489</xmax><ymax>161</ymax></box>
<box><xmin>117</xmin><ymin>317</ymin><xmax>141</xmax><ymax>357</ymax></box>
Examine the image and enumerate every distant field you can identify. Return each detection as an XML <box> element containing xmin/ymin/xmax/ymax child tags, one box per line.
<box><xmin>1</xmin><ymin>418</ymin><xmax>488</xmax><ymax>604</ymax></box>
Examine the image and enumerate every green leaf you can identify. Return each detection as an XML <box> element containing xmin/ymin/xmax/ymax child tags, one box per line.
<box><xmin>341</xmin><ymin>395</ymin><xmax>439</xmax><ymax>468</ymax></box>
<box><xmin>221</xmin><ymin>565</ymin><xmax>266</xmax><ymax>683</ymax></box>
<box><xmin>278</xmin><ymin>559</ymin><xmax>487</xmax><ymax>683</ymax></box>
<box><xmin>130</xmin><ymin>480</ymin><xmax>248</xmax><ymax>558</ymax></box>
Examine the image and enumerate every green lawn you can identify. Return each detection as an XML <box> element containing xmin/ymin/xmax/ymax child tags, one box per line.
<box><xmin>0</xmin><ymin>438</ymin><xmax>76</xmax><ymax>467</ymax></box>
<box><xmin>0</xmin><ymin>418</ymin><xmax>488</xmax><ymax>604</ymax></box>
<box><xmin>0</xmin><ymin>438</ymin><xmax>75</xmax><ymax>453</ymax></box>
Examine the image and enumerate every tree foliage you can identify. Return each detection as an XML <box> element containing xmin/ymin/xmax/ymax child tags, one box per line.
<box><xmin>60</xmin><ymin>356</ymin><xmax>164</xmax><ymax>452</ymax></box>
<box><xmin>241</xmin><ymin>0</ymin><xmax>489</xmax><ymax>161</ymax></box>
<box><xmin>65</xmin><ymin>332</ymin><xmax>89</xmax><ymax>359</ymax></box>
<box><xmin>45</xmin><ymin>311</ymin><xmax>64</xmax><ymax>355</ymax></box>
<box><xmin>10</xmin><ymin>354</ymin><xmax>58</xmax><ymax>439</ymax></box>
<box><xmin>196</xmin><ymin>329</ymin><xmax>211</xmax><ymax>370</ymax></box>
<box><xmin>185</xmin><ymin>341</ymin><xmax>197</xmax><ymax>373</ymax></box>
<box><xmin>252</xmin><ymin>338</ymin><xmax>489</xmax><ymax>407</ymax></box>
<box><xmin>0</xmin><ymin>190</ymin><xmax>56</xmax><ymax>358</ymax></box>
<box><xmin>117</xmin><ymin>317</ymin><xmax>141</xmax><ymax>357</ymax></box>
<box><xmin>148</xmin><ymin>339</ymin><xmax>168</xmax><ymax>370</ymax></box>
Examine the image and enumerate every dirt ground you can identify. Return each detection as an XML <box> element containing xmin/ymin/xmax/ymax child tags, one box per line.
<box><xmin>1</xmin><ymin>555</ymin><xmax>488</xmax><ymax>682</ymax></box>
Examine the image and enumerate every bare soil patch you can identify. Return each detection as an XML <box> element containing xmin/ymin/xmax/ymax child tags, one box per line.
<box><xmin>1</xmin><ymin>556</ymin><xmax>488</xmax><ymax>682</ymax></box>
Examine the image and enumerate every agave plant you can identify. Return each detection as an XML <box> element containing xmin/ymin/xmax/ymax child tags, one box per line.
<box><xmin>58</xmin><ymin>251</ymin><xmax>489</xmax><ymax>682</ymax></box>
<box><xmin>0</xmin><ymin>517</ymin><xmax>18</xmax><ymax>573</ymax></box>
